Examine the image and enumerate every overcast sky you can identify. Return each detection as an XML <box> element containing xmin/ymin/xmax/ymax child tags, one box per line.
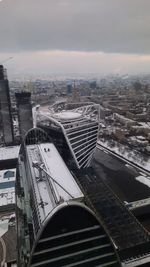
<box><xmin>0</xmin><ymin>0</ymin><xmax>150</xmax><ymax>77</ymax></box>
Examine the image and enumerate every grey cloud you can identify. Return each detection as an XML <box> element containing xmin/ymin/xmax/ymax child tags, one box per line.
<box><xmin>0</xmin><ymin>0</ymin><xmax>150</xmax><ymax>54</ymax></box>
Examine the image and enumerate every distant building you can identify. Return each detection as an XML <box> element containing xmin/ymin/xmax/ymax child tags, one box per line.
<box><xmin>113</xmin><ymin>113</ymin><xmax>136</xmax><ymax>128</ymax></box>
<box><xmin>15</xmin><ymin>92</ymin><xmax>33</xmax><ymax>140</ymax></box>
<box><xmin>66</xmin><ymin>83</ymin><xmax>72</xmax><ymax>95</ymax></box>
<box><xmin>67</xmin><ymin>84</ymin><xmax>81</xmax><ymax>103</ymax></box>
<box><xmin>37</xmin><ymin>104</ymin><xmax>100</xmax><ymax>168</ymax></box>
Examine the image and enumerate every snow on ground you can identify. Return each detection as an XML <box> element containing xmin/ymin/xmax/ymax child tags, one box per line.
<box><xmin>98</xmin><ymin>139</ymin><xmax>150</xmax><ymax>172</ymax></box>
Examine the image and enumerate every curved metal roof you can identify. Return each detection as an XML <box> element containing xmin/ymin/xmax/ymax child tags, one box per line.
<box><xmin>28</xmin><ymin>202</ymin><xmax>121</xmax><ymax>267</ymax></box>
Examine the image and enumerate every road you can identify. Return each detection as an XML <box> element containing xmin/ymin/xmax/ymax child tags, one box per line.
<box><xmin>92</xmin><ymin>146</ymin><xmax>150</xmax><ymax>203</ymax></box>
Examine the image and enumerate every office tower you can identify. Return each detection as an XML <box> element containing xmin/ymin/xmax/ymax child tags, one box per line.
<box><xmin>15</xmin><ymin>92</ymin><xmax>33</xmax><ymax>140</ymax></box>
<box><xmin>0</xmin><ymin>65</ymin><xmax>14</xmax><ymax>145</ymax></box>
<box><xmin>37</xmin><ymin>103</ymin><xmax>100</xmax><ymax>168</ymax></box>
<box><xmin>16</xmin><ymin>127</ymin><xmax>121</xmax><ymax>267</ymax></box>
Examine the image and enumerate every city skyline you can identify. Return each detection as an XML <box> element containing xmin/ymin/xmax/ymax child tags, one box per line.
<box><xmin>0</xmin><ymin>0</ymin><xmax>150</xmax><ymax>77</ymax></box>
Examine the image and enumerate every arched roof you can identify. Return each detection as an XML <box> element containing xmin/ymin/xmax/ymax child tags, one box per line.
<box><xmin>29</xmin><ymin>202</ymin><xmax>121</xmax><ymax>267</ymax></box>
<box><xmin>24</xmin><ymin>127</ymin><xmax>50</xmax><ymax>145</ymax></box>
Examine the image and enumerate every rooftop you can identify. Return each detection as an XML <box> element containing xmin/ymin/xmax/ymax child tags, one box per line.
<box><xmin>26</xmin><ymin>143</ymin><xmax>83</xmax><ymax>222</ymax></box>
<box><xmin>53</xmin><ymin>111</ymin><xmax>82</xmax><ymax>121</ymax></box>
<box><xmin>0</xmin><ymin>146</ymin><xmax>20</xmax><ymax>161</ymax></box>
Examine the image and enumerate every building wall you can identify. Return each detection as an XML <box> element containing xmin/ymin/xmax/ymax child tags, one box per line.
<box><xmin>15</xmin><ymin>92</ymin><xmax>33</xmax><ymax>140</ymax></box>
<box><xmin>0</xmin><ymin>79</ymin><xmax>14</xmax><ymax>145</ymax></box>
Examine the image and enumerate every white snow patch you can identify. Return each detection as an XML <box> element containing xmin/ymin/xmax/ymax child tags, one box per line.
<box><xmin>136</xmin><ymin>176</ymin><xmax>150</xmax><ymax>188</ymax></box>
<box><xmin>54</xmin><ymin>111</ymin><xmax>82</xmax><ymax>121</ymax></box>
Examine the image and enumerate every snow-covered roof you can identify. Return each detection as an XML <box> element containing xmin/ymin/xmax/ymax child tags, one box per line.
<box><xmin>26</xmin><ymin>143</ymin><xmax>84</xmax><ymax>222</ymax></box>
<box><xmin>39</xmin><ymin>143</ymin><xmax>83</xmax><ymax>199</ymax></box>
<box><xmin>0</xmin><ymin>189</ymin><xmax>15</xmax><ymax>207</ymax></box>
<box><xmin>129</xmin><ymin>136</ymin><xmax>148</xmax><ymax>144</ymax></box>
<box><xmin>114</xmin><ymin>113</ymin><xmax>135</xmax><ymax>123</ymax></box>
<box><xmin>37</xmin><ymin>104</ymin><xmax>99</xmax><ymax>168</ymax></box>
<box><xmin>139</xmin><ymin>122</ymin><xmax>150</xmax><ymax>129</ymax></box>
<box><xmin>0</xmin><ymin>146</ymin><xmax>20</xmax><ymax>161</ymax></box>
<box><xmin>54</xmin><ymin>111</ymin><xmax>82</xmax><ymax>121</ymax></box>
<box><xmin>132</xmin><ymin>122</ymin><xmax>150</xmax><ymax>130</ymax></box>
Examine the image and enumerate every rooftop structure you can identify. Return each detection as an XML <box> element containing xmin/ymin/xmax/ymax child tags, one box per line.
<box><xmin>0</xmin><ymin>168</ymin><xmax>15</xmax><ymax>209</ymax></box>
<box><xmin>37</xmin><ymin>104</ymin><xmax>100</xmax><ymax>168</ymax></box>
<box><xmin>16</xmin><ymin>128</ymin><xmax>121</xmax><ymax>267</ymax></box>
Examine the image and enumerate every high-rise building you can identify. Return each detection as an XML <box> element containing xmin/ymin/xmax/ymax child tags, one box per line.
<box><xmin>15</xmin><ymin>92</ymin><xmax>33</xmax><ymax>140</ymax></box>
<box><xmin>16</xmin><ymin>119</ymin><xmax>150</xmax><ymax>266</ymax></box>
<box><xmin>0</xmin><ymin>65</ymin><xmax>14</xmax><ymax>145</ymax></box>
<box><xmin>16</xmin><ymin>128</ymin><xmax>121</xmax><ymax>267</ymax></box>
<box><xmin>37</xmin><ymin>104</ymin><xmax>100</xmax><ymax>168</ymax></box>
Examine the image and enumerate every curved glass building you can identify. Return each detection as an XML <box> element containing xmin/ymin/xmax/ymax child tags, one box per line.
<box><xmin>16</xmin><ymin>128</ymin><xmax>121</xmax><ymax>267</ymax></box>
<box><xmin>37</xmin><ymin>104</ymin><xmax>100</xmax><ymax>168</ymax></box>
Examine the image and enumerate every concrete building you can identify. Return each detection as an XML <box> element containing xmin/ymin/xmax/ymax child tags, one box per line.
<box><xmin>0</xmin><ymin>65</ymin><xmax>14</xmax><ymax>145</ymax></box>
<box><xmin>15</xmin><ymin>92</ymin><xmax>33</xmax><ymax>140</ymax></box>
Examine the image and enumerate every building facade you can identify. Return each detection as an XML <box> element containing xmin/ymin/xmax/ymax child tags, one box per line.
<box><xmin>37</xmin><ymin>104</ymin><xmax>100</xmax><ymax>168</ymax></box>
<box><xmin>15</xmin><ymin>92</ymin><xmax>33</xmax><ymax>140</ymax></box>
<box><xmin>16</xmin><ymin>128</ymin><xmax>121</xmax><ymax>267</ymax></box>
<box><xmin>0</xmin><ymin>65</ymin><xmax>14</xmax><ymax>145</ymax></box>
